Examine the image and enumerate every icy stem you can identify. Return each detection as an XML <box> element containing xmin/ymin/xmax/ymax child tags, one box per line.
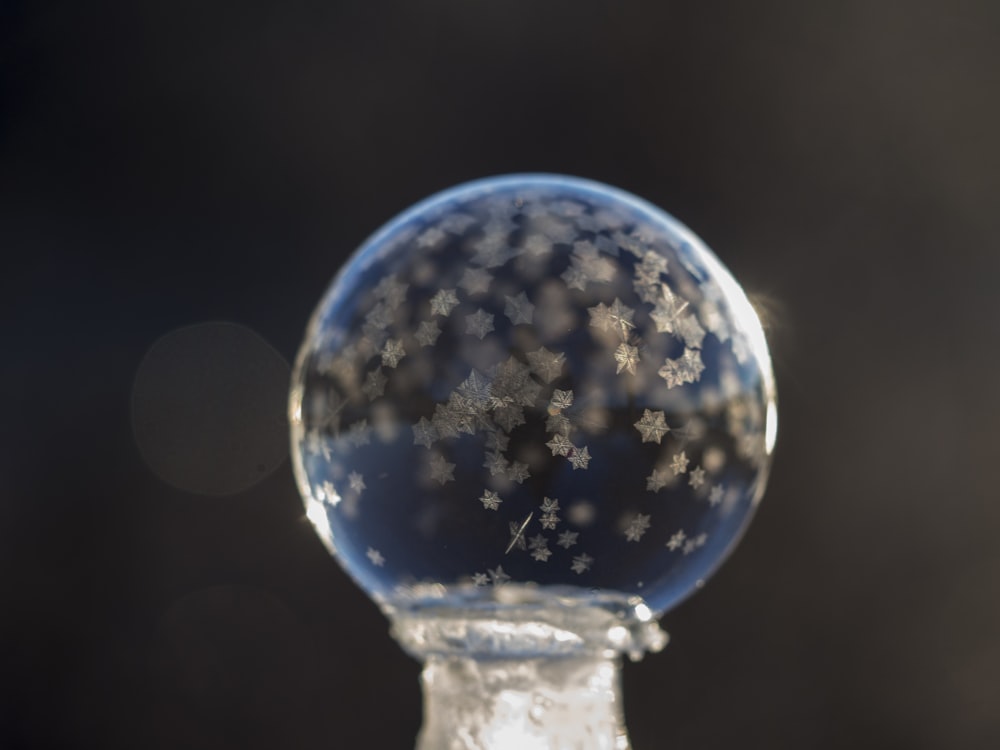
<box><xmin>418</xmin><ymin>653</ymin><xmax>628</xmax><ymax>750</ymax></box>
<box><xmin>385</xmin><ymin>584</ymin><xmax>667</xmax><ymax>750</ymax></box>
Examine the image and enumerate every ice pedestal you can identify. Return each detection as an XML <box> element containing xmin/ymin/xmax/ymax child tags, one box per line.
<box><xmin>387</xmin><ymin>585</ymin><xmax>667</xmax><ymax>750</ymax></box>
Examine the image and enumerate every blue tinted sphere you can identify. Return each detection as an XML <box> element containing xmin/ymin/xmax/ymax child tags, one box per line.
<box><xmin>290</xmin><ymin>175</ymin><xmax>776</xmax><ymax>617</ymax></box>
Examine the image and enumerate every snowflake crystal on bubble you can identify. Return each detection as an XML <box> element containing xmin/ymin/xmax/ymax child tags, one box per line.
<box><xmin>289</xmin><ymin>174</ymin><xmax>776</xmax><ymax>620</ymax></box>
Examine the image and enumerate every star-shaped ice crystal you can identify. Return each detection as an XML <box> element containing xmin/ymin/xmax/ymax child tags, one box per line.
<box><xmin>429</xmin><ymin>288</ymin><xmax>460</xmax><ymax>316</ymax></box>
<box><xmin>479</xmin><ymin>490</ymin><xmax>502</xmax><ymax>510</ymax></box>
<box><xmin>465</xmin><ymin>308</ymin><xmax>495</xmax><ymax>339</ymax></box>
<box><xmin>634</xmin><ymin>409</ymin><xmax>669</xmax><ymax>444</ymax></box>
<box><xmin>624</xmin><ymin>513</ymin><xmax>651</xmax><ymax>542</ymax></box>
<box><xmin>503</xmin><ymin>292</ymin><xmax>535</xmax><ymax>325</ymax></box>
<box><xmin>614</xmin><ymin>343</ymin><xmax>640</xmax><ymax>375</ymax></box>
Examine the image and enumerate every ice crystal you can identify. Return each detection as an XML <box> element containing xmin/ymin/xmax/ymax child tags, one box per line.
<box><xmin>633</xmin><ymin>409</ymin><xmax>669</xmax><ymax>444</ymax></box>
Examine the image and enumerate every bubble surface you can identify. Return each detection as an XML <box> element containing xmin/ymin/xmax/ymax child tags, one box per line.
<box><xmin>290</xmin><ymin>175</ymin><xmax>776</xmax><ymax>617</ymax></box>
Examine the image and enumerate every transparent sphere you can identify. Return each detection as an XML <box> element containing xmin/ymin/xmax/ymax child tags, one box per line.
<box><xmin>290</xmin><ymin>175</ymin><xmax>776</xmax><ymax>619</ymax></box>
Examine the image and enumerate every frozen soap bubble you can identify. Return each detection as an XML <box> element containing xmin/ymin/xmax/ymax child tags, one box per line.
<box><xmin>290</xmin><ymin>174</ymin><xmax>776</xmax><ymax>625</ymax></box>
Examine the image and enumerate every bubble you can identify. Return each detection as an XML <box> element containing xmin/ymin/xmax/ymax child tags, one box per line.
<box><xmin>133</xmin><ymin>322</ymin><xmax>290</xmax><ymax>496</ymax></box>
<box><xmin>290</xmin><ymin>175</ymin><xmax>776</xmax><ymax>617</ymax></box>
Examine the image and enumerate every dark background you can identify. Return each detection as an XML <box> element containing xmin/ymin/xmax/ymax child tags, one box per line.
<box><xmin>2</xmin><ymin>1</ymin><xmax>999</xmax><ymax>748</ymax></box>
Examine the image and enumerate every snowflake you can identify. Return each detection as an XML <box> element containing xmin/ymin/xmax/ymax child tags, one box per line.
<box><xmin>646</xmin><ymin>468</ymin><xmax>671</xmax><ymax>492</ymax></box>
<box><xmin>666</xmin><ymin>530</ymin><xmax>686</xmax><ymax>551</ymax></box>
<box><xmin>485</xmin><ymin>430</ymin><xmax>510</xmax><ymax>453</ymax></box>
<box><xmin>688</xmin><ymin>466</ymin><xmax>706</xmax><ymax>489</ymax></box>
<box><xmin>374</xmin><ymin>276</ymin><xmax>409</xmax><ymax>308</ymax></box>
<box><xmin>546</xmin><ymin>434</ymin><xmax>573</xmax><ymax>457</ymax></box>
<box><xmin>561</xmin><ymin>265</ymin><xmax>589</xmax><ymax>291</ymax></box>
<box><xmin>414</xmin><ymin>320</ymin><xmax>442</xmax><ymax>347</ymax></box>
<box><xmin>522</xmin><ymin>234</ymin><xmax>552</xmax><ymax>257</ymax></box>
<box><xmin>588</xmin><ymin>302</ymin><xmax>613</xmax><ymax>332</ymax></box>
<box><xmin>624</xmin><ymin>513</ymin><xmax>651</xmax><ymax>542</ymax></box>
<box><xmin>526</xmin><ymin>347</ymin><xmax>566</xmax><ymax>383</ymax></box>
<box><xmin>571</xmin><ymin>553</ymin><xmax>594</xmax><ymax>574</ymax></box>
<box><xmin>670</xmin><ymin>451</ymin><xmax>690</xmax><ymax>475</ymax></box>
<box><xmin>493</xmin><ymin>405</ymin><xmax>525</xmax><ymax>432</ymax></box>
<box><xmin>540</xmin><ymin>497</ymin><xmax>560</xmax><ymax>514</ymax></box>
<box><xmin>381</xmin><ymin>339</ymin><xmax>406</xmax><ymax>368</ymax></box>
<box><xmin>479</xmin><ymin>489</ymin><xmax>502</xmax><ymax>510</ymax></box>
<box><xmin>412</xmin><ymin>417</ymin><xmax>437</xmax><ymax>448</ymax></box>
<box><xmin>658</xmin><ymin>348</ymin><xmax>705</xmax><ymax>388</ymax></box>
<box><xmin>362</xmin><ymin>368</ymin><xmax>387</xmax><ymax>399</ymax></box>
<box><xmin>489</xmin><ymin>357</ymin><xmax>540</xmax><ymax>408</ymax></box>
<box><xmin>366</xmin><ymin>547</ymin><xmax>385</xmax><ymax>567</ymax></box>
<box><xmin>483</xmin><ymin>451</ymin><xmax>510</xmax><ymax>476</ymax></box>
<box><xmin>557</xmin><ymin>530</ymin><xmax>579</xmax><ymax>549</ymax></box>
<box><xmin>345</xmin><ymin>420</ymin><xmax>371</xmax><ymax>447</ymax></box>
<box><xmin>614</xmin><ymin>343</ymin><xmax>640</xmax><ymax>375</ymax></box>
<box><xmin>539</xmin><ymin>512</ymin><xmax>559</xmax><ymax>530</ymax></box>
<box><xmin>429</xmin><ymin>288</ymin><xmax>460</xmax><ymax>317</ymax></box>
<box><xmin>549</xmin><ymin>389</ymin><xmax>574</xmax><ymax>411</ymax></box>
<box><xmin>465</xmin><ymin>308</ymin><xmax>495</xmax><ymax>339</ymax></box>
<box><xmin>470</xmin><ymin>232</ymin><xmax>515</xmax><ymax>268</ymax></box>
<box><xmin>348</xmin><ymin>471</ymin><xmax>366</xmax><ymax>493</ymax></box>
<box><xmin>503</xmin><ymin>291</ymin><xmax>535</xmax><ymax>325</ymax></box>
<box><xmin>416</xmin><ymin>226</ymin><xmax>446</xmax><ymax>248</ymax></box>
<box><xmin>429</xmin><ymin>454</ymin><xmax>456</xmax><ymax>484</ymax></box>
<box><xmin>571</xmin><ymin>240</ymin><xmax>616</xmax><ymax>281</ymax></box>
<box><xmin>569</xmin><ymin>445</ymin><xmax>591</xmax><ymax>470</ymax></box>
<box><xmin>708</xmin><ymin>485</ymin><xmax>725</xmax><ymax>506</ymax></box>
<box><xmin>528</xmin><ymin>533</ymin><xmax>549</xmax><ymax>554</ymax></box>
<box><xmin>507</xmin><ymin>461</ymin><xmax>530</xmax><ymax>484</ymax></box>
<box><xmin>675</xmin><ymin>315</ymin><xmax>707</xmax><ymax>349</ymax></box>
<box><xmin>488</xmin><ymin>565</ymin><xmax>511</xmax><ymax>586</ymax></box>
<box><xmin>458</xmin><ymin>267</ymin><xmax>493</xmax><ymax>296</ymax></box>
<box><xmin>606</xmin><ymin>298</ymin><xmax>636</xmax><ymax>337</ymax></box>
<box><xmin>683</xmin><ymin>535</ymin><xmax>707</xmax><ymax>555</ymax></box>
<box><xmin>634</xmin><ymin>409</ymin><xmax>669</xmax><ymax>444</ymax></box>
<box><xmin>472</xmin><ymin>572</ymin><xmax>489</xmax><ymax>586</ymax></box>
<box><xmin>640</xmin><ymin>250</ymin><xmax>669</xmax><ymax>277</ymax></box>
<box><xmin>457</xmin><ymin>369</ymin><xmax>494</xmax><ymax>408</ymax></box>
<box><xmin>650</xmin><ymin>286</ymin><xmax>689</xmax><ymax>333</ymax></box>
<box><xmin>531</xmin><ymin>545</ymin><xmax>553</xmax><ymax>562</ymax></box>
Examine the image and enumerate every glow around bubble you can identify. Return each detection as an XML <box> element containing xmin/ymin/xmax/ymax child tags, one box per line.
<box><xmin>290</xmin><ymin>174</ymin><xmax>776</xmax><ymax>618</ymax></box>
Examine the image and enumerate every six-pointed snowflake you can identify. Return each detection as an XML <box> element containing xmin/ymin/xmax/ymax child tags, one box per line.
<box><xmin>708</xmin><ymin>485</ymin><xmax>725</xmax><ymax>506</ymax></box>
<box><xmin>348</xmin><ymin>471</ymin><xmax>366</xmax><ymax>493</ymax></box>
<box><xmin>670</xmin><ymin>451</ymin><xmax>690</xmax><ymax>475</ymax></box>
<box><xmin>362</xmin><ymin>368</ymin><xmax>387</xmax><ymax>399</ymax></box>
<box><xmin>429</xmin><ymin>288</ymin><xmax>459</xmax><ymax>316</ymax></box>
<box><xmin>381</xmin><ymin>339</ymin><xmax>406</xmax><ymax>368</ymax></box>
<box><xmin>624</xmin><ymin>513</ymin><xmax>651</xmax><ymax>542</ymax></box>
<box><xmin>613</xmin><ymin>343</ymin><xmax>640</xmax><ymax>375</ymax></box>
<box><xmin>412</xmin><ymin>417</ymin><xmax>437</xmax><ymax>448</ymax></box>
<box><xmin>465</xmin><ymin>308</ymin><xmax>495</xmax><ymax>339</ymax></box>
<box><xmin>546</xmin><ymin>434</ymin><xmax>573</xmax><ymax>456</ymax></box>
<box><xmin>414</xmin><ymin>320</ymin><xmax>442</xmax><ymax>347</ymax></box>
<box><xmin>479</xmin><ymin>489</ymin><xmax>502</xmax><ymax>510</ymax></box>
<box><xmin>366</xmin><ymin>547</ymin><xmax>385</xmax><ymax>567</ymax></box>
<box><xmin>568</xmin><ymin>445</ymin><xmax>591</xmax><ymax>470</ymax></box>
<box><xmin>488</xmin><ymin>565</ymin><xmax>511</xmax><ymax>586</ymax></box>
<box><xmin>634</xmin><ymin>409</ymin><xmax>669</xmax><ymax>444</ymax></box>
<box><xmin>571</xmin><ymin>553</ymin><xmax>594</xmax><ymax>574</ymax></box>
<box><xmin>503</xmin><ymin>291</ymin><xmax>535</xmax><ymax>325</ymax></box>
<box><xmin>429</xmin><ymin>454</ymin><xmax>456</xmax><ymax>484</ymax></box>
<box><xmin>557</xmin><ymin>530</ymin><xmax>579</xmax><ymax>549</ymax></box>
<box><xmin>666</xmin><ymin>529</ymin><xmax>686</xmax><ymax>551</ymax></box>
<box><xmin>526</xmin><ymin>347</ymin><xmax>565</xmax><ymax>382</ymax></box>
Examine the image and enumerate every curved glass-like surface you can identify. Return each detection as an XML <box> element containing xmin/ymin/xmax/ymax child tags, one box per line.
<box><xmin>290</xmin><ymin>174</ymin><xmax>776</xmax><ymax>618</ymax></box>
